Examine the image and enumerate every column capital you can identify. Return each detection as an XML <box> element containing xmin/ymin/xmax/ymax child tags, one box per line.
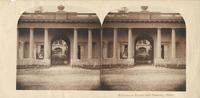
<box><xmin>29</xmin><ymin>28</ymin><xmax>34</xmax><ymax>31</ymax></box>
<box><xmin>113</xmin><ymin>28</ymin><xmax>118</xmax><ymax>34</ymax></box>
<box><xmin>157</xmin><ymin>28</ymin><xmax>162</xmax><ymax>30</ymax></box>
<box><xmin>88</xmin><ymin>28</ymin><xmax>92</xmax><ymax>32</ymax></box>
<box><xmin>74</xmin><ymin>28</ymin><xmax>78</xmax><ymax>31</ymax></box>
<box><xmin>113</xmin><ymin>28</ymin><xmax>117</xmax><ymax>30</ymax></box>
<box><xmin>171</xmin><ymin>28</ymin><xmax>176</xmax><ymax>31</ymax></box>
<box><xmin>44</xmin><ymin>28</ymin><xmax>49</xmax><ymax>30</ymax></box>
<box><xmin>44</xmin><ymin>28</ymin><xmax>49</xmax><ymax>32</ymax></box>
<box><xmin>128</xmin><ymin>28</ymin><xmax>132</xmax><ymax>33</ymax></box>
<box><xmin>29</xmin><ymin>27</ymin><xmax>35</xmax><ymax>30</ymax></box>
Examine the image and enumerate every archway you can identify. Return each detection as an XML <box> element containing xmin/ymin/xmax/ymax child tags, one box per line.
<box><xmin>135</xmin><ymin>34</ymin><xmax>154</xmax><ymax>64</ymax></box>
<box><xmin>51</xmin><ymin>35</ymin><xmax>70</xmax><ymax>65</ymax></box>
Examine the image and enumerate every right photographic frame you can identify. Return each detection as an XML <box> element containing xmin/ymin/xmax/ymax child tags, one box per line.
<box><xmin>101</xmin><ymin>6</ymin><xmax>186</xmax><ymax>91</ymax></box>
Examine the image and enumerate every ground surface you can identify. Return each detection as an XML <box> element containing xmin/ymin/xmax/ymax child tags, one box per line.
<box><xmin>101</xmin><ymin>65</ymin><xmax>186</xmax><ymax>91</ymax></box>
<box><xmin>17</xmin><ymin>65</ymin><xmax>186</xmax><ymax>91</ymax></box>
<box><xmin>17</xmin><ymin>66</ymin><xmax>100</xmax><ymax>90</ymax></box>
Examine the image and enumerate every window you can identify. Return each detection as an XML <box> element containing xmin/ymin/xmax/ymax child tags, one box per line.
<box><xmin>78</xmin><ymin>45</ymin><xmax>81</xmax><ymax>59</ymax></box>
<box><xmin>161</xmin><ymin>45</ymin><xmax>164</xmax><ymax>59</ymax></box>
<box><xmin>77</xmin><ymin>43</ymin><xmax>87</xmax><ymax>60</ymax></box>
<box><xmin>23</xmin><ymin>42</ymin><xmax>29</xmax><ymax>58</ymax></box>
<box><xmin>107</xmin><ymin>42</ymin><xmax>113</xmax><ymax>58</ymax></box>
<box><xmin>36</xmin><ymin>43</ymin><xmax>44</xmax><ymax>59</ymax></box>
<box><xmin>120</xmin><ymin>44</ymin><xmax>128</xmax><ymax>59</ymax></box>
<box><xmin>92</xmin><ymin>42</ymin><xmax>98</xmax><ymax>58</ymax></box>
<box><xmin>135</xmin><ymin>39</ymin><xmax>152</xmax><ymax>59</ymax></box>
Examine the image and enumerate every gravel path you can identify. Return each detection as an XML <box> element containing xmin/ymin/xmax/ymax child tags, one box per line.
<box><xmin>101</xmin><ymin>66</ymin><xmax>186</xmax><ymax>91</ymax></box>
<box><xmin>17</xmin><ymin>66</ymin><xmax>100</xmax><ymax>90</ymax></box>
<box><xmin>17</xmin><ymin>65</ymin><xmax>186</xmax><ymax>91</ymax></box>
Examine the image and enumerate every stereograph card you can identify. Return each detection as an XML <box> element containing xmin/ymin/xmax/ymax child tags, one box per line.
<box><xmin>0</xmin><ymin>0</ymin><xmax>200</xmax><ymax>98</ymax></box>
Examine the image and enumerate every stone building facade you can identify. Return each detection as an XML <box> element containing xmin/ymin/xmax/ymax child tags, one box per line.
<box><xmin>17</xmin><ymin>6</ymin><xmax>186</xmax><ymax>68</ymax></box>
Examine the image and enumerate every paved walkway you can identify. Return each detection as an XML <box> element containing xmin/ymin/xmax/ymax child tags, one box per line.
<box><xmin>17</xmin><ymin>65</ymin><xmax>186</xmax><ymax>91</ymax></box>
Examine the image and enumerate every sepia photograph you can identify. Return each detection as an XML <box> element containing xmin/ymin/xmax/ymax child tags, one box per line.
<box><xmin>2</xmin><ymin>0</ymin><xmax>200</xmax><ymax>98</ymax></box>
<box><xmin>16</xmin><ymin>5</ymin><xmax>186</xmax><ymax>91</ymax></box>
<box><xmin>100</xmin><ymin>6</ymin><xmax>186</xmax><ymax>91</ymax></box>
<box><xmin>16</xmin><ymin>5</ymin><xmax>101</xmax><ymax>90</ymax></box>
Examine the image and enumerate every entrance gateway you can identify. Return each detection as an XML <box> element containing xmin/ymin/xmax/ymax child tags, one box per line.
<box><xmin>51</xmin><ymin>35</ymin><xmax>70</xmax><ymax>65</ymax></box>
<box><xmin>135</xmin><ymin>34</ymin><xmax>154</xmax><ymax>64</ymax></box>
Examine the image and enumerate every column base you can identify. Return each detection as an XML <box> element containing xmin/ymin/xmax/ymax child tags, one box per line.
<box><xmin>71</xmin><ymin>59</ymin><xmax>101</xmax><ymax>69</ymax></box>
<box><xmin>17</xmin><ymin>59</ymin><xmax>51</xmax><ymax>69</ymax></box>
<box><xmin>102</xmin><ymin>58</ymin><xmax>135</xmax><ymax>68</ymax></box>
<box><xmin>154</xmin><ymin>58</ymin><xmax>186</xmax><ymax>68</ymax></box>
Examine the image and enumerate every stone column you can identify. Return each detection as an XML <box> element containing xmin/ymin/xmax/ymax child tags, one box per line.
<box><xmin>29</xmin><ymin>28</ymin><xmax>34</xmax><ymax>59</ymax></box>
<box><xmin>171</xmin><ymin>28</ymin><xmax>176</xmax><ymax>58</ymax></box>
<box><xmin>128</xmin><ymin>28</ymin><xmax>133</xmax><ymax>59</ymax></box>
<box><xmin>44</xmin><ymin>28</ymin><xmax>49</xmax><ymax>59</ymax></box>
<box><xmin>103</xmin><ymin>42</ymin><xmax>108</xmax><ymax>58</ymax></box>
<box><xmin>157</xmin><ymin>28</ymin><xmax>161</xmax><ymax>59</ymax></box>
<box><xmin>20</xmin><ymin>41</ymin><xmax>24</xmax><ymax>59</ymax></box>
<box><xmin>17</xmin><ymin>29</ymin><xmax>19</xmax><ymax>59</ymax></box>
<box><xmin>73</xmin><ymin>28</ymin><xmax>78</xmax><ymax>60</ymax></box>
<box><xmin>113</xmin><ymin>28</ymin><xmax>117</xmax><ymax>58</ymax></box>
<box><xmin>88</xmin><ymin>29</ymin><xmax>92</xmax><ymax>59</ymax></box>
<box><xmin>132</xmin><ymin>37</ymin><xmax>135</xmax><ymax>58</ymax></box>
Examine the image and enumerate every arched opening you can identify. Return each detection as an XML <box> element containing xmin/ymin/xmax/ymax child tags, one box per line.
<box><xmin>135</xmin><ymin>34</ymin><xmax>154</xmax><ymax>64</ymax></box>
<box><xmin>51</xmin><ymin>35</ymin><xmax>70</xmax><ymax>65</ymax></box>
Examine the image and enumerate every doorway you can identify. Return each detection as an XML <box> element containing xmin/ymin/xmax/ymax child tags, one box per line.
<box><xmin>135</xmin><ymin>34</ymin><xmax>154</xmax><ymax>64</ymax></box>
<box><xmin>51</xmin><ymin>36</ymin><xmax>70</xmax><ymax>65</ymax></box>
